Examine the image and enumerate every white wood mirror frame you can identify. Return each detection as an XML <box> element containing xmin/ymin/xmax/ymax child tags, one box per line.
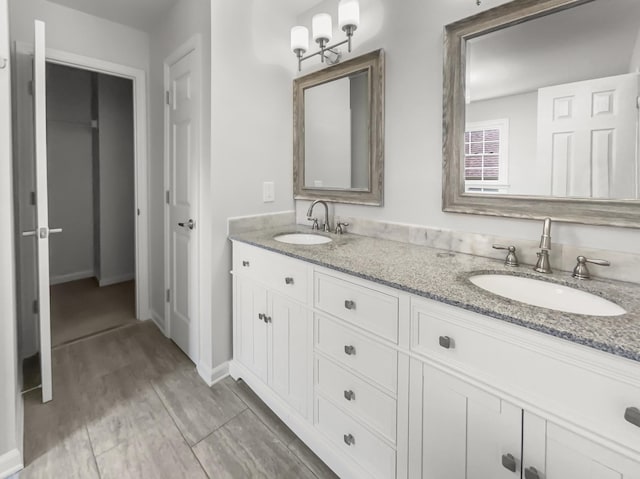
<box><xmin>442</xmin><ymin>0</ymin><xmax>640</xmax><ymax>228</ymax></box>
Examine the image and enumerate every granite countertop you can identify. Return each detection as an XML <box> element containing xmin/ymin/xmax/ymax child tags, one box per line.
<box><xmin>230</xmin><ymin>226</ymin><xmax>640</xmax><ymax>363</ymax></box>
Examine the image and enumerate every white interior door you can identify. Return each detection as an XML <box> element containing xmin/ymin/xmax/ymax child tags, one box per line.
<box><xmin>537</xmin><ymin>72</ymin><xmax>640</xmax><ymax>199</ymax></box>
<box><xmin>166</xmin><ymin>47</ymin><xmax>199</xmax><ymax>362</ymax></box>
<box><xmin>30</xmin><ymin>20</ymin><xmax>58</xmax><ymax>403</ymax></box>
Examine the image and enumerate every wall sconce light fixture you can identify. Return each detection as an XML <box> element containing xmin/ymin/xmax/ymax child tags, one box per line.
<box><xmin>291</xmin><ymin>0</ymin><xmax>360</xmax><ymax>71</ymax></box>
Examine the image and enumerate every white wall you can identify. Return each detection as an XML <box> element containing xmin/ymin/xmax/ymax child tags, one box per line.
<box><xmin>96</xmin><ymin>73</ymin><xmax>135</xmax><ymax>286</ymax></box>
<box><xmin>466</xmin><ymin>91</ymin><xmax>538</xmax><ymax>195</ymax></box>
<box><xmin>0</xmin><ymin>0</ymin><xmax>21</xmax><ymax>474</ymax></box>
<box><xmin>293</xmin><ymin>0</ymin><xmax>640</xmax><ymax>256</ymax></box>
<box><xmin>9</xmin><ymin>0</ymin><xmax>149</xmax><ymax>71</ymax></box>
<box><xmin>208</xmin><ymin>1</ymin><xmax>298</xmax><ymax>367</ymax></box>
<box><xmin>46</xmin><ymin>63</ymin><xmax>95</xmax><ymax>284</ymax></box>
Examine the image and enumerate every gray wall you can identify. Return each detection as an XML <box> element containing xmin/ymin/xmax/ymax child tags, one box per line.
<box><xmin>96</xmin><ymin>74</ymin><xmax>135</xmax><ymax>286</ymax></box>
<box><xmin>46</xmin><ymin>63</ymin><xmax>95</xmax><ymax>284</ymax></box>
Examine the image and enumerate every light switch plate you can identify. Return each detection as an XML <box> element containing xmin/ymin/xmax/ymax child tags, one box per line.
<box><xmin>263</xmin><ymin>181</ymin><xmax>275</xmax><ymax>202</ymax></box>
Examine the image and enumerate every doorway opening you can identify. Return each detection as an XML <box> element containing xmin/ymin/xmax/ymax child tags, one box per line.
<box><xmin>13</xmin><ymin>42</ymin><xmax>150</xmax><ymax>401</ymax></box>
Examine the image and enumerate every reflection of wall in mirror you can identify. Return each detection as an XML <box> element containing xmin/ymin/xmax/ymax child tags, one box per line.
<box><xmin>350</xmin><ymin>72</ymin><xmax>369</xmax><ymax>189</ymax></box>
<box><xmin>305</xmin><ymin>78</ymin><xmax>352</xmax><ymax>189</ymax></box>
<box><xmin>466</xmin><ymin>91</ymin><xmax>538</xmax><ymax>195</ymax></box>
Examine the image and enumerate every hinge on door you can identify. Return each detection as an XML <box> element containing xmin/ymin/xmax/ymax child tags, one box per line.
<box><xmin>165</xmin><ymin>90</ymin><xmax>171</xmax><ymax>105</ymax></box>
<box><xmin>30</xmin><ymin>191</ymin><xmax>36</xmax><ymax>205</ymax></box>
<box><xmin>166</xmin><ymin>289</ymin><xmax>171</xmax><ymax>302</ymax></box>
<box><xmin>166</xmin><ymin>190</ymin><xmax>170</xmax><ymax>204</ymax></box>
<box><xmin>32</xmin><ymin>299</ymin><xmax>39</xmax><ymax>314</ymax></box>
<box><xmin>137</xmin><ymin>208</ymin><xmax>141</xmax><ymax>216</ymax></box>
<box><xmin>27</xmin><ymin>80</ymin><xmax>33</xmax><ymax>96</ymax></box>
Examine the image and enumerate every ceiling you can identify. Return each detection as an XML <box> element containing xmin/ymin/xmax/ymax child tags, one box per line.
<box><xmin>46</xmin><ymin>0</ymin><xmax>325</xmax><ymax>31</ymax></box>
<box><xmin>468</xmin><ymin>0</ymin><xmax>640</xmax><ymax>102</ymax></box>
<box><xmin>46</xmin><ymin>0</ymin><xmax>180</xmax><ymax>30</ymax></box>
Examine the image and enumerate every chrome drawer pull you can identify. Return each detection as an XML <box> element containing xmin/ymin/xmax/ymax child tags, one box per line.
<box><xmin>344</xmin><ymin>345</ymin><xmax>356</xmax><ymax>356</ymax></box>
<box><xmin>625</xmin><ymin>407</ymin><xmax>640</xmax><ymax>428</ymax></box>
<box><xmin>344</xmin><ymin>390</ymin><xmax>355</xmax><ymax>401</ymax></box>
<box><xmin>285</xmin><ymin>277</ymin><xmax>294</xmax><ymax>285</ymax></box>
<box><xmin>343</xmin><ymin>434</ymin><xmax>355</xmax><ymax>446</ymax></box>
<box><xmin>524</xmin><ymin>467</ymin><xmax>540</xmax><ymax>479</ymax></box>
<box><xmin>439</xmin><ymin>335</ymin><xmax>452</xmax><ymax>349</ymax></box>
<box><xmin>344</xmin><ymin>300</ymin><xmax>356</xmax><ymax>310</ymax></box>
<box><xmin>501</xmin><ymin>453</ymin><xmax>517</xmax><ymax>472</ymax></box>
<box><xmin>242</xmin><ymin>260</ymin><xmax>250</xmax><ymax>267</ymax></box>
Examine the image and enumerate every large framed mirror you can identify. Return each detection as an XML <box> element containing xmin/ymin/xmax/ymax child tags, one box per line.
<box><xmin>294</xmin><ymin>49</ymin><xmax>384</xmax><ymax>205</ymax></box>
<box><xmin>443</xmin><ymin>0</ymin><xmax>640</xmax><ymax>228</ymax></box>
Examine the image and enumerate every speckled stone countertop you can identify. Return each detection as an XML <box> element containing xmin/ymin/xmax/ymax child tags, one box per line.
<box><xmin>230</xmin><ymin>226</ymin><xmax>640</xmax><ymax>363</ymax></box>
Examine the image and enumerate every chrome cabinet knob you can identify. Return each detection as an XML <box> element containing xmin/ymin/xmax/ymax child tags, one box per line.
<box><xmin>344</xmin><ymin>300</ymin><xmax>356</xmax><ymax>310</ymax></box>
<box><xmin>344</xmin><ymin>345</ymin><xmax>356</xmax><ymax>356</ymax></box>
<box><xmin>344</xmin><ymin>390</ymin><xmax>355</xmax><ymax>401</ymax></box>
<box><xmin>625</xmin><ymin>407</ymin><xmax>640</xmax><ymax>428</ymax></box>
<box><xmin>501</xmin><ymin>453</ymin><xmax>517</xmax><ymax>472</ymax></box>
<box><xmin>524</xmin><ymin>467</ymin><xmax>540</xmax><ymax>479</ymax></box>
<box><xmin>258</xmin><ymin>313</ymin><xmax>265</xmax><ymax>321</ymax></box>
<box><xmin>439</xmin><ymin>336</ymin><xmax>452</xmax><ymax>349</ymax></box>
<box><xmin>343</xmin><ymin>433</ymin><xmax>355</xmax><ymax>446</ymax></box>
<box><xmin>285</xmin><ymin>277</ymin><xmax>294</xmax><ymax>285</ymax></box>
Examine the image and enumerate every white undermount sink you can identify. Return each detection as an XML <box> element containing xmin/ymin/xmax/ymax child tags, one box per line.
<box><xmin>273</xmin><ymin>233</ymin><xmax>332</xmax><ymax>245</ymax></box>
<box><xmin>469</xmin><ymin>274</ymin><xmax>626</xmax><ymax>317</ymax></box>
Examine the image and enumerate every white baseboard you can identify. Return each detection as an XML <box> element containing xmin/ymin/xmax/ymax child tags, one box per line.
<box><xmin>0</xmin><ymin>449</ymin><xmax>22</xmax><ymax>479</ymax></box>
<box><xmin>197</xmin><ymin>361</ymin><xmax>229</xmax><ymax>387</ymax></box>
<box><xmin>150</xmin><ymin>310</ymin><xmax>166</xmax><ymax>336</ymax></box>
<box><xmin>98</xmin><ymin>272</ymin><xmax>135</xmax><ymax>287</ymax></box>
<box><xmin>49</xmin><ymin>270</ymin><xmax>94</xmax><ymax>285</ymax></box>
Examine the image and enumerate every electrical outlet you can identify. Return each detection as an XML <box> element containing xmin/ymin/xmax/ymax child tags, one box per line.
<box><xmin>263</xmin><ymin>181</ymin><xmax>275</xmax><ymax>202</ymax></box>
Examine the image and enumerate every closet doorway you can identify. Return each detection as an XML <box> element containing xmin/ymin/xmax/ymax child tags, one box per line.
<box><xmin>47</xmin><ymin>62</ymin><xmax>136</xmax><ymax>347</ymax></box>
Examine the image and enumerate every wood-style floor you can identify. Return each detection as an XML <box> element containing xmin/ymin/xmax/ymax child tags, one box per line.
<box><xmin>50</xmin><ymin>278</ymin><xmax>137</xmax><ymax>347</ymax></box>
<box><xmin>20</xmin><ymin>321</ymin><xmax>338</xmax><ymax>479</ymax></box>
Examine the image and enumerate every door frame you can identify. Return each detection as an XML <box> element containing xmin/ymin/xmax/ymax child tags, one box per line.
<box><xmin>163</xmin><ymin>34</ymin><xmax>201</xmax><ymax>360</ymax></box>
<box><xmin>13</xmin><ymin>42</ymin><xmax>151</xmax><ymax>347</ymax></box>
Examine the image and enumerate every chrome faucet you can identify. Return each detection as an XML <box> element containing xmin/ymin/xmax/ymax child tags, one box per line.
<box><xmin>306</xmin><ymin>200</ymin><xmax>331</xmax><ymax>233</ymax></box>
<box><xmin>534</xmin><ymin>217</ymin><xmax>552</xmax><ymax>273</ymax></box>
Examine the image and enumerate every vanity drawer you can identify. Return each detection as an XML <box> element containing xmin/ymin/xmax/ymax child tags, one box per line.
<box><xmin>316</xmin><ymin>395</ymin><xmax>396</xmax><ymax>479</ymax></box>
<box><xmin>233</xmin><ymin>241</ymin><xmax>309</xmax><ymax>303</ymax></box>
<box><xmin>316</xmin><ymin>356</ymin><xmax>397</xmax><ymax>443</ymax></box>
<box><xmin>315</xmin><ymin>272</ymin><xmax>399</xmax><ymax>342</ymax></box>
<box><xmin>411</xmin><ymin>297</ymin><xmax>640</xmax><ymax>453</ymax></box>
<box><xmin>316</xmin><ymin>315</ymin><xmax>398</xmax><ymax>395</ymax></box>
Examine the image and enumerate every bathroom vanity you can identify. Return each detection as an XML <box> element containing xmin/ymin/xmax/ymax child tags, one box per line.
<box><xmin>229</xmin><ymin>228</ymin><xmax>640</xmax><ymax>479</ymax></box>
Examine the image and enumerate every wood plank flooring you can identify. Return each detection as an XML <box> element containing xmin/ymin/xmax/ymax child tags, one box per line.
<box><xmin>20</xmin><ymin>321</ymin><xmax>338</xmax><ymax>479</ymax></box>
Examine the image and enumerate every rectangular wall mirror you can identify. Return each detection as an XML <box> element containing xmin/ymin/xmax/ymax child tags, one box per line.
<box><xmin>294</xmin><ymin>49</ymin><xmax>384</xmax><ymax>205</ymax></box>
<box><xmin>443</xmin><ymin>0</ymin><xmax>640</xmax><ymax>227</ymax></box>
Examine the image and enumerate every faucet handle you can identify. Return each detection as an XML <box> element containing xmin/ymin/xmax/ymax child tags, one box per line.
<box><xmin>335</xmin><ymin>222</ymin><xmax>349</xmax><ymax>235</ymax></box>
<box><xmin>572</xmin><ymin>256</ymin><xmax>610</xmax><ymax>280</ymax></box>
<box><xmin>492</xmin><ymin>244</ymin><xmax>519</xmax><ymax>267</ymax></box>
<box><xmin>307</xmin><ymin>217</ymin><xmax>319</xmax><ymax>231</ymax></box>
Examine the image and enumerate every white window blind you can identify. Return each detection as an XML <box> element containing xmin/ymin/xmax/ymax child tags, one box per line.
<box><xmin>464</xmin><ymin>119</ymin><xmax>509</xmax><ymax>192</ymax></box>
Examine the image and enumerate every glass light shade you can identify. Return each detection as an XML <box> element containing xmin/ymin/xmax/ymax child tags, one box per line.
<box><xmin>290</xmin><ymin>26</ymin><xmax>309</xmax><ymax>53</ymax></box>
<box><xmin>312</xmin><ymin>13</ymin><xmax>333</xmax><ymax>42</ymax></box>
<box><xmin>339</xmin><ymin>0</ymin><xmax>360</xmax><ymax>29</ymax></box>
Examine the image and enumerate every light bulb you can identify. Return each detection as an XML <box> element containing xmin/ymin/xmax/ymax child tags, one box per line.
<box><xmin>312</xmin><ymin>13</ymin><xmax>332</xmax><ymax>43</ymax></box>
<box><xmin>339</xmin><ymin>0</ymin><xmax>360</xmax><ymax>30</ymax></box>
<box><xmin>290</xmin><ymin>26</ymin><xmax>309</xmax><ymax>53</ymax></box>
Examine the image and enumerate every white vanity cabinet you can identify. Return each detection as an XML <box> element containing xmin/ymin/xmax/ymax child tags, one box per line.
<box><xmin>231</xmin><ymin>240</ymin><xmax>640</xmax><ymax>479</ymax></box>
<box><xmin>409</xmin><ymin>296</ymin><xmax>640</xmax><ymax>479</ymax></box>
<box><xmin>232</xmin><ymin>242</ymin><xmax>312</xmax><ymax>418</ymax></box>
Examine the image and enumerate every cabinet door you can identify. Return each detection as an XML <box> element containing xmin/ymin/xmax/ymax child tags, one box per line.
<box><xmin>523</xmin><ymin>412</ymin><xmax>640</xmax><ymax>479</ymax></box>
<box><xmin>422</xmin><ymin>364</ymin><xmax>522</xmax><ymax>479</ymax></box>
<box><xmin>235</xmin><ymin>277</ymin><xmax>269</xmax><ymax>382</ymax></box>
<box><xmin>269</xmin><ymin>292</ymin><xmax>309</xmax><ymax>418</ymax></box>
